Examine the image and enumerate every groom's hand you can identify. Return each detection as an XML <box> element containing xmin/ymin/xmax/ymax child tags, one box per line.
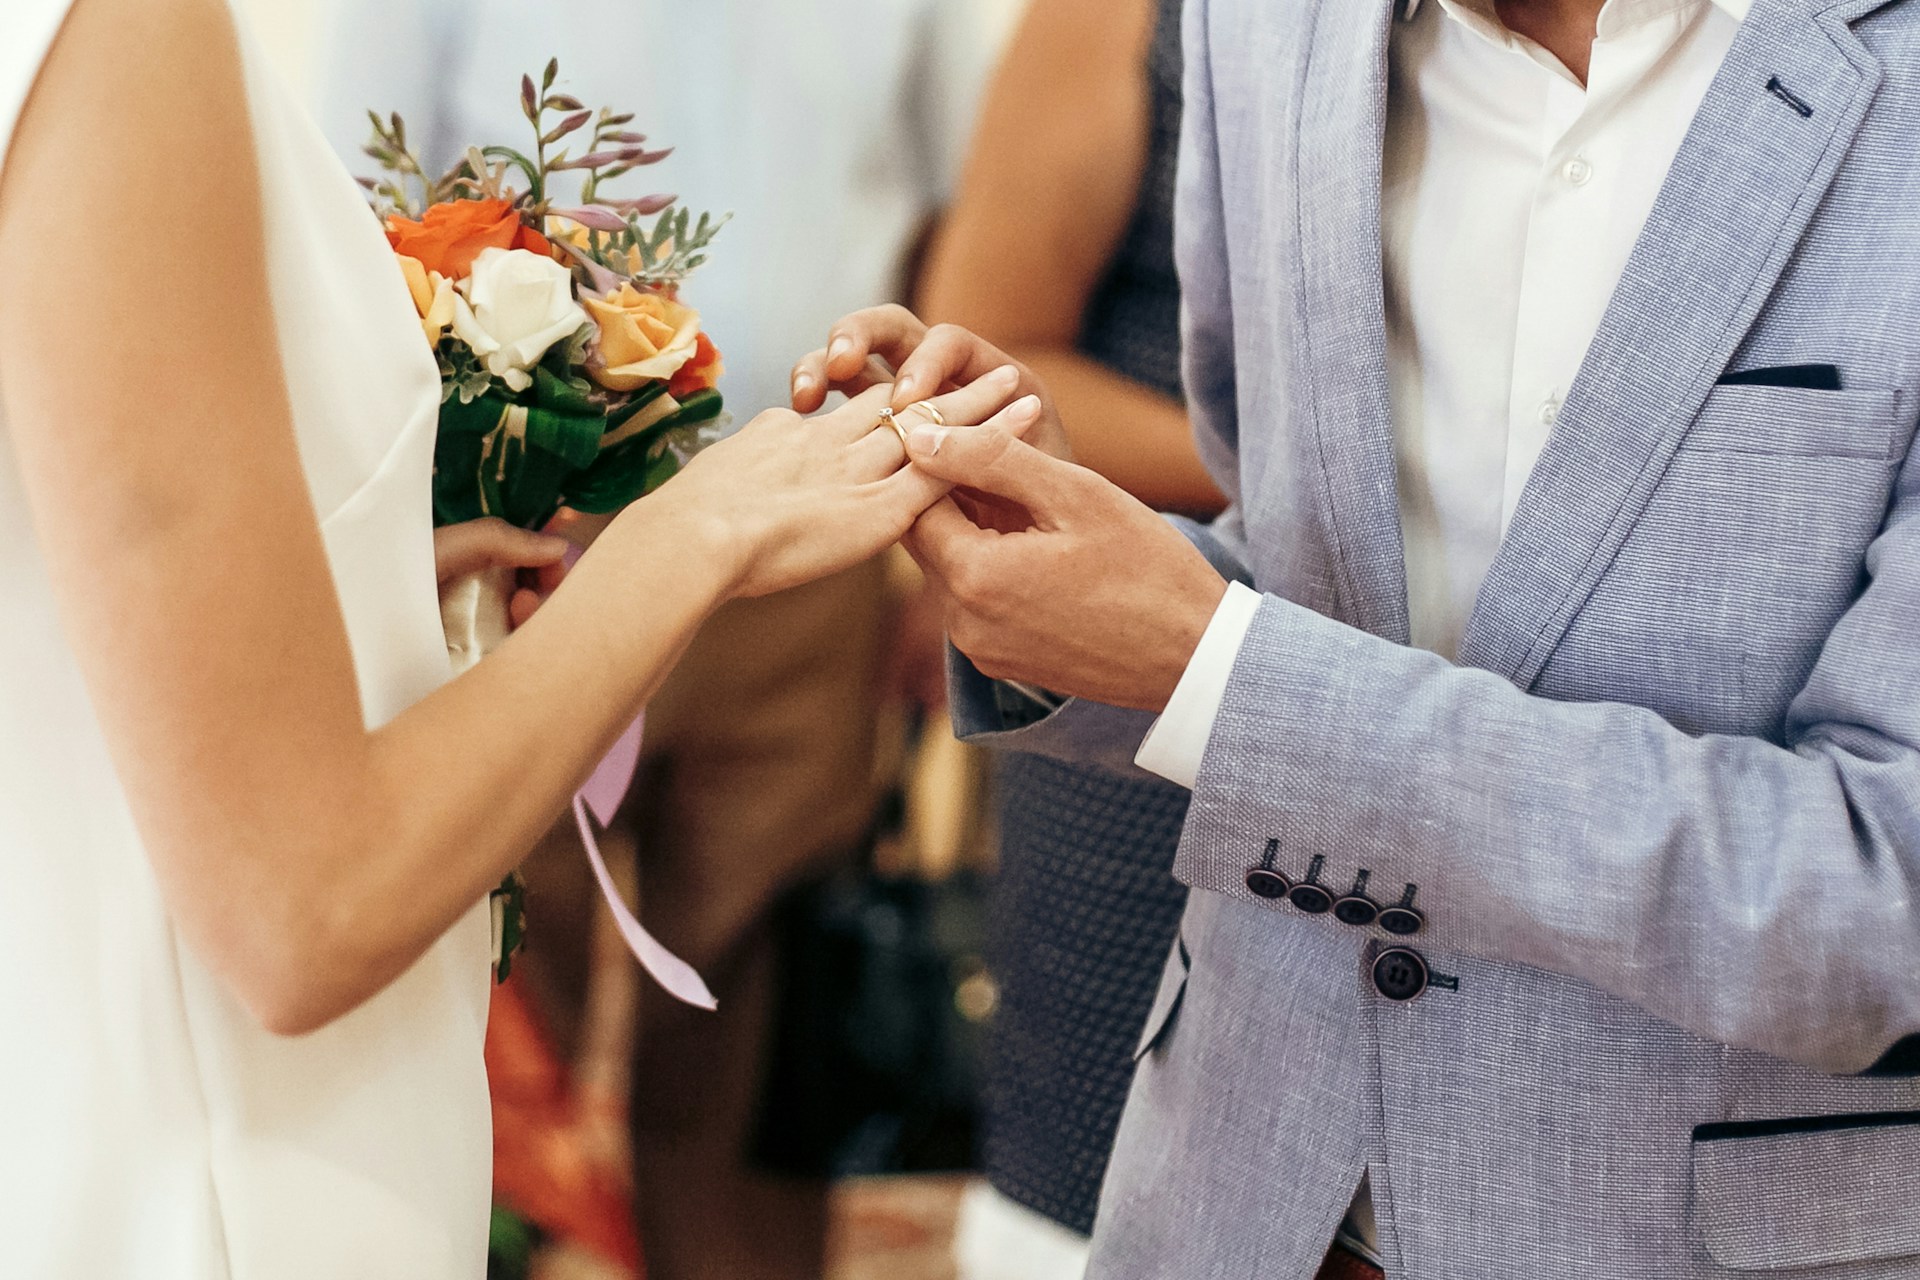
<box><xmin>901</xmin><ymin>424</ymin><xmax>1227</xmax><ymax>713</ymax></box>
<box><xmin>789</xmin><ymin>305</ymin><xmax>1074</xmax><ymax>463</ymax></box>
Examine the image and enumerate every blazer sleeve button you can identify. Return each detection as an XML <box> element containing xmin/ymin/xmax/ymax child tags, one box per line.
<box><xmin>1244</xmin><ymin>838</ymin><xmax>1292</xmax><ymax>900</ymax></box>
<box><xmin>1286</xmin><ymin>854</ymin><xmax>1335</xmax><ymax>914</ymax></box>
<box><xmin>1332</xmin><ymin>870</ymin><xmax>1380</xmax><ymax>926</ymax></box>
<box><xmin>1377</xmin><ymin>884</ymin><xmax>1426</xmax><ymax>937</ymax></box>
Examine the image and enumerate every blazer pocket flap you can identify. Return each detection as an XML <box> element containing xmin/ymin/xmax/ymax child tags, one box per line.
<box><xmin>1693</xmin><ymin>1117</ymin><xmax>1920</xmax><ymax>1271</ymax></box>
<box><xmin>1684</xmin><ymin>384</ymin><xmax>1904</xmax><ymax>458</ymax></box>
<box><xmin>1133</xmin><ymin>936</ymin><xmax>1191</xmax><ymax>1062</ymax></box>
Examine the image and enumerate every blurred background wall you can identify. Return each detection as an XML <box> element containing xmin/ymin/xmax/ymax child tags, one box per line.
<box><xmin>234</xmin><ymin>0</ymin><xmax>1028</xmax><ymax>93</ymax></box>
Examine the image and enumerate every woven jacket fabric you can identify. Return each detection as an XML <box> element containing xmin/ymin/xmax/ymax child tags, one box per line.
<box><xmin>950</xmin><ymin>0</ymin><xmax>1920</xmax><ymax>1274</ymax></box>
<box><xmin>980</xmin><ymin>0</ymin><xmax>1193</xmax><ymax>1238</ymax></box>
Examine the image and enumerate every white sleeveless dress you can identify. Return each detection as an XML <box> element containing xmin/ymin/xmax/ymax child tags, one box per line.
<box><xmin>0</xmin><ymin>3</ymin><xmax>493</xmax><ymax>1276</ymax></box>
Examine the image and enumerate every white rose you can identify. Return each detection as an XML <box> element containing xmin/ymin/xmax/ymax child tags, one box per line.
<box><xmin>451</xmin><ymin>246</ymin><xmax>589</xmax><ymax>392</ymax></box>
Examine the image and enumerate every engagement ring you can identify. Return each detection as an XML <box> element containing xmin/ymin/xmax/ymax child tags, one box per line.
<box><xmin>876</xmin><ymin>407</ymin><xmax>911</xmax><ymax>447</ymax></box>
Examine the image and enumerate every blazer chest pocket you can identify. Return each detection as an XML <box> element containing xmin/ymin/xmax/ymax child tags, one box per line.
<box><xmin>1692</xmin><ymin>1113</ymin><xmax>1920</xmax><ymax>1271</ymax></box>
<box><xmin>1681</xmin><ymin>383</ymin><xmax>1905</xmax><ymax>459</ymax></box>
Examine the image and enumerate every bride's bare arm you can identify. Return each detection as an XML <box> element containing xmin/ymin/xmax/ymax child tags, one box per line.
<box><xmin>0</xmin><ymin>0</ymin><xmax>1023</xmax><ymax>1035</ymax></box>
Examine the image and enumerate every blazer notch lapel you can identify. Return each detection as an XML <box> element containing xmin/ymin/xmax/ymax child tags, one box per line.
<box><xmin>1294</xmin><ymin>0</ymin><xmax>1410</xmax><ymax>644</ymax></box>
<box><xmin>1457</xmin><ymin>5</ymin><xmax>1881</xmax><ymax>684</ymax></box>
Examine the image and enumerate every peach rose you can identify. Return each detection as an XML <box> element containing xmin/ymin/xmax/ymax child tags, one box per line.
<box><xmin>397</xmin><ymin>254</ymin><xmax>457</xmax><ymax>345</ymax></box>
<box><xmin>583</xmin><ymin>284</ymin><xmax>702</xmax><ymax>391</ymax></box>
<box><xmin>386</xmin><ymin>198</ymin><xmax>555</xmax><ymax>280</ymax></box>
<box><xmin>668</xmin><ymin>332</ymin><xmax>725</xmax><ymax>398</ymax></box>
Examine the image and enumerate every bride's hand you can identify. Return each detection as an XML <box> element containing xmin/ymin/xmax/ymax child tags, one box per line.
<box><xmin>788</xmin><ymin>304</ymin><xmax>1073</xmax><ymax>463</ymax></box>
<box><xmin>432</xmin><ymin>519</ymin><xmax>571</xmax><ymax>629</ymax></box>
<box><xmin>657</xmin><ymin>370</ymin><xmax>1039</xmax><ymax>600</ymax></box>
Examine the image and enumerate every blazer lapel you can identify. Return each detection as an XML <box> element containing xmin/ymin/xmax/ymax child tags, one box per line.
<box><xmin>1296</xmin><ymin>0</ymin><xmax>1410</xmax><ymax>643</ymax></box>
<box><xmin>1457</xmin><ymin>0</ymin><xmax>1883</xmax><ymax>684</ymax></box>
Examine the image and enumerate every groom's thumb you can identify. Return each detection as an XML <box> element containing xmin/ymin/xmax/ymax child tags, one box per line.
<box><xmin>905</xmin><ymin>424</ymin><xmax>1074</xmax><ymax>527</ymax></box>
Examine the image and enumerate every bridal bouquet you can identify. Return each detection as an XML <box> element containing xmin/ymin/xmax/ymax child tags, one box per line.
<box><xmin>361</xmin><ymin>60</ymin><xmax>728</xmax><ymax>673</ymax></box>
<box><xmin>361</xmin><ymin>64</ymin><xmax>728</xmax><ymax>990</ymax></box>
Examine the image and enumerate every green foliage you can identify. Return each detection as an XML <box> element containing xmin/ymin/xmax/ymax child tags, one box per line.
<box><xmin>432</xmin><ymin>381</ymin><xmax>723</xmax><ymax>530</ymax></box>
<box><xmin>487</xmin><ymin>1206</ymin><xmax>537</xmax><ymax>1280</ymax></box>
<box><xmin>624</xmin><ymin>206</ymin><xmax>732</xmax><ymax>289</ymax></box>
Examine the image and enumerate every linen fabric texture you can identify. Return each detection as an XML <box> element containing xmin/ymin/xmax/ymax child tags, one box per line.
<box><xmin>981</xmin><ymin>0</ymin><xmax>1195</xmax><ymax>1239</ymax></box>
<box><xmin>949</xmin><ymin>0</ymin><xmax>1920</xmax><ymax>1274</ymax></box>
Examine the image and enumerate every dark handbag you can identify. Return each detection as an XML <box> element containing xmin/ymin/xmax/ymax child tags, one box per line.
<box><xmin>750</xmin><ymin>783</ymin><xmax>990</xmax><ymax>1178</ymax></box>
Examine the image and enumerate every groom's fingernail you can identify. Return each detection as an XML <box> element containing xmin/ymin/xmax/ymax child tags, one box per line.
<box><xmin>828</xmin><ymin>337</ymin><xmax>854</xmax><ymax>363</ymax></box>
<box><xmin>792</xmin><ymin>372</ymin><xmax>814</xmax><ymax>398</ymax></box>
<box><xmin>910</xmin><ymin>425</ymin><xmax>950</xmax><ymax>456</ymax></box>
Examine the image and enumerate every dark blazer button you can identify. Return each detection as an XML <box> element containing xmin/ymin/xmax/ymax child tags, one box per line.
<box><xmin>1332</xmin><ymin>870</ymin><xmax>1379</xmax><ymax>927</ymax></box>
<box><xmin>1372</xmin><ymin>947</ymin><xmax>1430</xmax><ymax>1002</ymax></box>
<box><xmin>1244</xmin><ymin>838</ymin><xmax>1292</xmax><ymax>900</ymax></box>
<box><xmin>1377</xmin><ymin>884</ymin><xmax>1426</xmax><ymax>937</ymax></box>
<box><xmin>1245</xmin><ymin>868</ymin><xmax>1291</xmax><ymax>899</ymax></box>
<box><xmin>1287</xmin><ymin>854</ymin><xmax>1334</xmax><ymax>914</ymax></box>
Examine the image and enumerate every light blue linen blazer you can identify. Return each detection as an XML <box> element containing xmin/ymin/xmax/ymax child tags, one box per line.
<box><xmin>952</xmin><ymin>0</ymin><xmax>1920</xmax><ymax>1273</ymax></box>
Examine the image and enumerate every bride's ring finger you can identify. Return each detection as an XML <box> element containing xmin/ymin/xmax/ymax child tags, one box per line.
<box><xmin>849</xmin><ymin>368</ymin><xmax>1023</xmax><ymax>474</ymax></box>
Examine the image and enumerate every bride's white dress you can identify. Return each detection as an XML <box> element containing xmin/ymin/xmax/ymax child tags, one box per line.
<box><xmin>0</xmin><ymin>2</ymin><xmax>493</xmax><ymax>1275</ymax></box>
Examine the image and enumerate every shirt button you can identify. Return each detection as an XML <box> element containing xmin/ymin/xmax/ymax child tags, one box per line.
<box><xmin>1539</xmin><ymin>397</ymin><xmax>1562</xmax><ymax>427</ymax></box>
<box><xmin>1563</xmin><ymin>157</ymin><xmax>1594</xmax><ymax>187</ymax></box>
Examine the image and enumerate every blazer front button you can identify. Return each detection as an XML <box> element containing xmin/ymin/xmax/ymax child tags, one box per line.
<box><xmin>1372</xmin><ymin>947</ymin><xmax>1430</xmax><ymax>1002</ymax></box>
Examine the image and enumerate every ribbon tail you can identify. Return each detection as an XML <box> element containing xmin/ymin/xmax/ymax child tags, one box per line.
<box><xmin>581</xmin><ymin>714</ymin><xmax>644</xmax><ymax>826</ymax></box>
<box><xmin>573</xmin><ymin>793</ymin><xmax>717</xmax><ymax>1011</ymax></box>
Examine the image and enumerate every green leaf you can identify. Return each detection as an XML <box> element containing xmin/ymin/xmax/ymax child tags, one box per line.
<box><xmin>562</xmin><ymin>388</ymin><xmax>723</xmax><ymax>514</ymax></box>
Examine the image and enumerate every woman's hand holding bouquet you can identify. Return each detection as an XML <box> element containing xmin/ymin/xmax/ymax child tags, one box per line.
<box><xmin>357</xmin><ymin>65</ymin><xmax>1034</xmax><ymax>995</ymax></box>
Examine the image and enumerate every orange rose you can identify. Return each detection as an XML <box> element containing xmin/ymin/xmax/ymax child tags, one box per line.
<box><xmin>583</xmin><ymin>284</ymin><xmax>702</xmax><ymax>391</ymax></box>
<box><xmin>386</xmin><ymin>198</ymin><xmax>555</xmax><ymax>280</ymax></box>
<box><xmin>668</xmin><ymin>332</ymin><xmax>724</xmax><ymax>398</ymax></box>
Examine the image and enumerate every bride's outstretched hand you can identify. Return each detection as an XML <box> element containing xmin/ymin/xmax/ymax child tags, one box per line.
<box><xmin>657</xmin><ymin>368</ymin><xmax>1038</xmax><ymax>601</ymax></box>
<box><xmin>788</xmin><ymin>305</ymin><xmax>1074</xmax><ymax>463</ymax></box>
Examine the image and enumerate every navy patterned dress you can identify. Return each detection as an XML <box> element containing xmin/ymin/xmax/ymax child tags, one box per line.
<box><xmin>981</xmin><ymin>0</ymin><xmax>1192</xmax><ymax>1238</ymax></box>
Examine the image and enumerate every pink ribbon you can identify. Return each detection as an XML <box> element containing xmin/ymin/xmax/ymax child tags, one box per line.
<box><xmin>572</xmin><ymin>713</ymin><xmax>718</xmax><ymax>1010</ymax></box>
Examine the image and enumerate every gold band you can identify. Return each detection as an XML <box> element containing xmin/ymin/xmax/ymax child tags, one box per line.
<box><xmin>876</xmin><ymin>406</ymin><xmax>911</xmax><ymax>447</ymax></box>
<box><xmin>903</xmin><ymin>399</ymin><xmax>946</xmax><ymax>427</ymax></box>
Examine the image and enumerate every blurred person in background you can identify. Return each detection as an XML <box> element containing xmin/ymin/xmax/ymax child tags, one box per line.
<box><xmin>318</xmin><ymin>4</ymin><xmax>1009</xmax><ymax>1277</ymax></box>
<box><xmin>911</xmin><ymin>0</ymin><xmax>1224</xmax><ymax>1273</ymax></box>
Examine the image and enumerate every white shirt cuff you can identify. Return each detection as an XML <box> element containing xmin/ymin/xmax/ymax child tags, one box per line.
<box><xmin>1133</xmin><ymin>581</ymin><xmax>1263</xmax><ymax>790</ymax></box>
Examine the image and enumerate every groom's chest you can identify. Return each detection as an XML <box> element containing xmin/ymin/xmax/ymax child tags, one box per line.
<box><xmin>1209</xmin><ymin>0</ymin><xmax>1920</xmax><ymax>738</ymax></box>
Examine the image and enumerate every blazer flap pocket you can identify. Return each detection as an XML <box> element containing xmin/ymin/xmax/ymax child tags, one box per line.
<box><xmin>1684</xmin><ymin>384</ymin><xmax>1904</xmax><ymax>459</ymax></box>
<box><xmin>1693</xmin><ymin>1114</ymin><xmax>1920</xmax><ymax>1270</ymax></box>
<box><xmin>1133</xmin><ymin>935</ymin><xmax>1191</xmax><ymax>1062</ymax></box>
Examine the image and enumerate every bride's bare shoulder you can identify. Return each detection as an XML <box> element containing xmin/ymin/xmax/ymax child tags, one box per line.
<box><xmin>2</xmin><ymin>0</ymin><xmax>248</xmax><ymax>211</ymax></box>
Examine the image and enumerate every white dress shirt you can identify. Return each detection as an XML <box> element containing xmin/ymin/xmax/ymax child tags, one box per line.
<box><xmin>1133</xmin><ymin>0</ymin><xmax>1746</xmax><ymax>1260</ymax></box>
<box><xmin>1139</xmin><ymin>0</ymin><xmax>1744</xmax><ymax>773</ymax></box>
<box><xmin>314</xmin><ymin>0</ymin><xmax>1015</xmax><ymax>418</ymax></box>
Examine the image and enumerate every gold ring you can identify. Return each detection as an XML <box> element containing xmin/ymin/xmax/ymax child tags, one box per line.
<box><xmin>876</xmin><ymin>407</ymin><xmax>911</xmax><ymax>447</ymax></box>
<box><xmin>904</xmin><ymin>399</ymin><xmax>946</xmax><ymax>427</ymax></box>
